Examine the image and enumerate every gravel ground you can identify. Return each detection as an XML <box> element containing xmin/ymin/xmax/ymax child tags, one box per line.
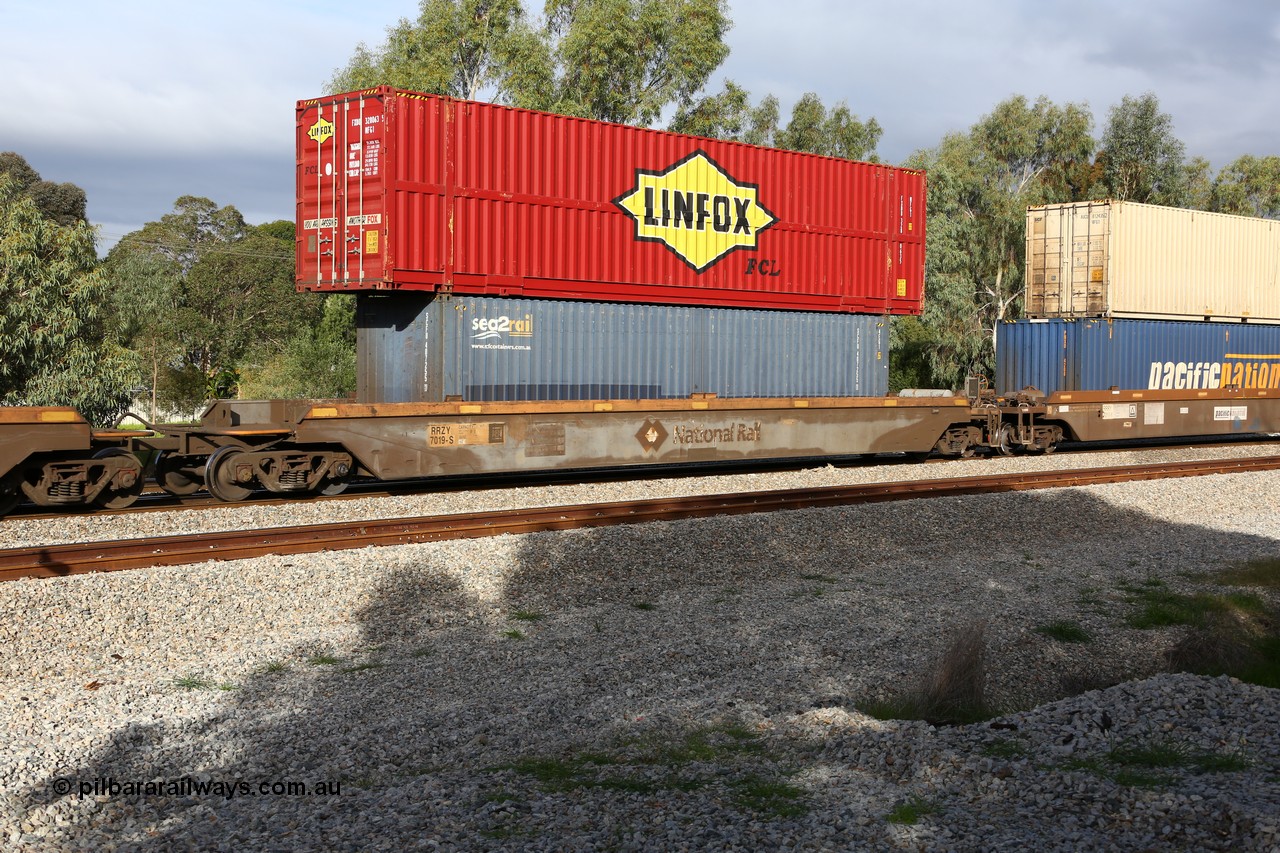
<box><xmin>1</xmin><ymin>447</ymin><xmax>1279</xmax><ymax>851</ymax></box>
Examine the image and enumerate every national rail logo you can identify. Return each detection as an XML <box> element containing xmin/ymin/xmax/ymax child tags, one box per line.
<box><xmin>308</xmin><ymin>117</ymin><xmax>334</xmax><ymax>145</ymax></box>
<box><xmin>613</xmin><ymin>150</ymin><xmax>777</xmax><ymax>273</ymax></box>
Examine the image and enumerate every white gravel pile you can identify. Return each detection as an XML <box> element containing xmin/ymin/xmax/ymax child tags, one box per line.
<box><xmin>1</xmin><ymin>451</ymin><xmax>1278</xmax><ymax>851</ymax></box>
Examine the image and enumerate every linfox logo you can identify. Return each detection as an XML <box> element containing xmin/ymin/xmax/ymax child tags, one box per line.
<box><xmin>613</xmin><ymin>150</ymin><xmax>777</xmax><ymax>272</ymax></box>
<box><xmin>308</xmin><ymin>117</ymin><xmax>335</xmax><ymax>145</ymax></box>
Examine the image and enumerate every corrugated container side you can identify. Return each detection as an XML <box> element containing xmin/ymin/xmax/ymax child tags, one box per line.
<box><xmin>357</xmin><ymin>295</ymin><xmax>888</xmax><ymax>402</ymax></box>
<box><xmin>997</xmin><ymin>318</ymin><xmax>1280</xmax><ymax>394</ymax></box>
<box><xmin>1026</xmin><ymin>201</ymin><xmax>1280</xmax><ymax>322</ymax></box>
<box><xmin>299</xmin><ymin>87</ymin><xmax>924</xmax><ymax>315</ymax></box>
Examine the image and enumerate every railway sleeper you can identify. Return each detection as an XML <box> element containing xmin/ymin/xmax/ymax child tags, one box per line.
<box><xmin>204</xmin><ymin>447</ymin><xmax>355</xmax><ymax>502</ymax></box>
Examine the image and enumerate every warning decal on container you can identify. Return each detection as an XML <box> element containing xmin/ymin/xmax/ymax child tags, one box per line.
<box><xmin>1143</xmin><ymin>402</ymin><xmax>1165</xmax><ymax>426</ymax></box>
<box><xmin>613</xmin><ymin>150</ymin><xmax>777</xmax><ymax>273</ymax></box>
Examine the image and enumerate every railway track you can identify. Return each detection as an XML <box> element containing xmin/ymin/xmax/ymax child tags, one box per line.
<box><xmin>4</xmin><ymin>455</ymin><xmax>1278</xmax><ymax>581</ymax></box>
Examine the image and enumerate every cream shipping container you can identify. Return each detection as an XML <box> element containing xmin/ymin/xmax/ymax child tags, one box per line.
<box><xmin>1025</xmin><ymin>201</ymin><xmax>1280</xmax><ymax>323</ymax></box>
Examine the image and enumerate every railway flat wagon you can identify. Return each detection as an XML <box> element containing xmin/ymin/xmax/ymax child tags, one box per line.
<box><xmin>296</xmin><ymin>86</ymin><xmax>925</xmax><ymax>315</ymax></box>
<box><xmin>997</xmin><ymin>318</ymin><xmax>1280</xmax><ymax>396</ymax></box>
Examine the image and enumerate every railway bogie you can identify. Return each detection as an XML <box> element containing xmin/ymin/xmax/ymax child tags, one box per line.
<box><xmin>0</xmin><ymin>408</ymin><xmax>148</xmax><ymax>512</ymax></box>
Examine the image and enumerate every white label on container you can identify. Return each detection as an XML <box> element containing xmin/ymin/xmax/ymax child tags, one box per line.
<box><xmin>346</xmin><ymin>214</ymin><xmax>382</xmax><ymax>226</ymax></box>
<box><xmin>1180</xmin><ymin>407</ymin><xmax>1190</xmax><ymax>414</ymax></box>
<box><xmin>303</xmin><ymin>218</ymin><xmax>338</xmax><ymax>230</ymax></box>
<box><xmin>1143</xmin><ymin>402</ymin><xmax>1165</xmax><ymax>425</ymax></box>
<box><xmin>1055</xmin><ymin>404</ymin><xmax>1070</xmax><ymax>413</ymax></box>
<box><xmin>1214</xmin><ymin>406</ymin><xmax>1248</xmax><ymax>421</ymax></box>
<box><xmin>1102</xmin><ymin>403</ymin><xmax>1137</xmax><ymax>420</ymax></box>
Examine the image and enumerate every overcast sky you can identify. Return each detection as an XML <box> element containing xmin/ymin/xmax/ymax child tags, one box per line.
<box><xmin>4</xmin><ymin>0</ymin><xmax>1277</xmax><ymax>253</ymax></box>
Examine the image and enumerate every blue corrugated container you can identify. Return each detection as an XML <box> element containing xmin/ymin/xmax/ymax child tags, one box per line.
<box><xmin>997</xmin><ymin>318</ymin><xmax>1280</xmax><ymax>395</ymax></box>
<box><xmin>358</xmin><ymin>294</ymin><xmax>888</xmax><ymax>402</ymax></box>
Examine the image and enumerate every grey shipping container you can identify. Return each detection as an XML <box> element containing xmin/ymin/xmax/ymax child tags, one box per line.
<box><xmin>996</xmin><ymin>317</ymin><xmax>1280</xmax><ymax>395</ymax></box>
<box><xmin>358</xmin><ymin>294</ymin><xmax>888</xmax><ymax>403</ymax></box>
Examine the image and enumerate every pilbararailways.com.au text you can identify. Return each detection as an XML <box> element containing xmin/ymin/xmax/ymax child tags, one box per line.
<box><xmin>53</xmin><ymin>775</ymin><xmax>342</xmax><ymax>800</ymax></box>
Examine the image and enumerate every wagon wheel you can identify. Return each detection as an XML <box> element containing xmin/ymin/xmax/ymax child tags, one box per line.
<box><xmin>318</xmin><ymin>478</ymin><xmax>350</xmax><ymax>496</ymax></box>
<box><xmin>205</xmin><ymin>446</ymin><xmax>255</xmax><ymax>503</ymax></box>
<box><xmin>155</xmin><ymin>452</ymin><xmax>203</xmax><ymax>496</ymax></box>
<box><xmin>93</xmin><ymin>448</ymin><xmax>144</xmax><ymax>510</ymax></box>
<box><xmin>994</xmin><ymin>423</ymin><xmax>1017</xmax><ymax>457</ymax></box>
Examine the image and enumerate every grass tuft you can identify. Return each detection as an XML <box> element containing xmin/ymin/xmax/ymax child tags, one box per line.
<box><xmin>1034</xmin><ymin>620</ymin><xmax>1092</xmax><ymax>644</ymax></box>
<box><xmin>731</xmin><ymin>775</ymin><xmax>807</xmax><ymax>818</ymax></box>
<box><xmin>510</xmin><ymin>610</ymin><xmax>544</xmax><ymax>622</ymax></box>
<box><xmin>886</xmin><ymin>795</ymin><xmax>939</xmax><ymax>825</ymax></box>
<box><xmin>1062</xmin><ymin>736</ymin><xmax>1251</xmax><ymax>787</ymax></box>
<box><xmin>173</xmin><ymin>675</ymin><xmax>214</xmax><ymax>690</ymax></box>
<box><xmin>306</xmin><ymin>654</ymin><xmax>341</xmax><ymax>666</ymax></box>
<box><xmin>501</xmin><ymin>629</ymin><xmax>526</xmax><ymax>640</ymax></box>
<box><xmin>860</xmin><ymin>621</ymin><xmax>994</xmax><ymax>725</ymax></box>
<box><xmin>1212</xmin><ymin>557</ymin><xmax>1280</xmax><ymax>588</ymax></box>
<box><xmin>1120</xmin><ymin>567</ymin><xmax>1280</xmax><ymax>688</ymax></box>
<box><xmin>493</xmin><ymin>721</ymin><xmax>801</xmax><ymax>816</ymax></box>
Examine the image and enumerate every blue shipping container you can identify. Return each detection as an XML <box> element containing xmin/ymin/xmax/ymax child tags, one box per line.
<box><xmin>997</xmin><ymin>318</ymin><xmax>1280</xmax><ymax>395</ymax></box>
<box><xmin>358</xmin><ymin>294</ymin><xmax>889</xmax><ymax>403</ymax></box>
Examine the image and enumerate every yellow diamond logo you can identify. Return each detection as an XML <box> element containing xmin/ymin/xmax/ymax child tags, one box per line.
<box><xmin>308</xmin><ymin>117</ymin><xmax>334</xmax><ymax>145</ymax></box>
<box><xmin>614</xmin><ymin>150</ymin><xmax>777</xmax><ymax>272</ymax></box>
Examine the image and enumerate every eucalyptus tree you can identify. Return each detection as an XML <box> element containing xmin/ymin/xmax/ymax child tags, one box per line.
<box><xmin>105</xmin><ymin>200</ymin><xmax>320</xmax><ymax>413</ymax></box>
<box><xmin>330</xmin><ymin>0</ymin><xmax>535</xmax><ymax>99</ymax></box>
<box><xmin>1211</xmin><ymin>154</ymin><xmax>1280</xmax><ymax>218</ymax></box>
<box><xmin>0</xmin><ymin>151</ymin><xmax>87</xmax><ymax>226</ymax></box>
<box><xmin>1097</xmin><ymin>92</ymin><xmax>1188</xmax><ymax>205</ymax></box>
<box><xmin>907</xmin><ymin>95</ymin><xmax>1094</xmax><ymax>388</ymax></box>
<box><xmin>330</xmin><ymin>0</ymin><xmax>731</xmax><ymax>127</ymax></box>
<box><xmin>671</xmin><ymin>85</ymin><xmax>879</xmax><ymax>161</ymax></box>
<box><xmin>0</xmin><ymin>176</ymin><xmax>138</xmax><ymax>423</ymax></box>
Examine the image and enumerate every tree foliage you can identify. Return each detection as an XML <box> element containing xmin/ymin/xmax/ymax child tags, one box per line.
<box><xmin>0</xmin><ymin>176</ymin><xmax>138</xmax><ymax>423</ymax></box>
<box><xmin>104</xmin><ymin>199</ymin><xmax>322</xmax><ymax>415</ymax></box>
<box><xmin>534</xmin><ymin>0</ymin><xmax>730</xmax><ymax>124</ymax></box>
<box><xmin>671</xmin><ymin>84</ymin><xmax>880</xmax><ymax>160</ymax></box>
<box><xmin>1097</xmin><ymin>92</ymin><xmax>1187</xmax><ymax>205</ymax></box>
<box><xmin>905</xmin><ymin>95</ymin><xmax>1093</xmax><ymax>388</ymax></box>
<box><xmin>240</xmin><ymin>295</ymin><xmax>357</xmax><ymax>400</ymax></box>
<box><xmin>0</xmin><ymin>151</ymin><xmax>88</xmax><ymax>226</ymax></box>
<box><xmin>330</xmin><ymin>0</ymin><xmax>730</xmax><ymax>126</ymax></box>
<box><xmin>1211</xmin><ymin>154</ymin><xmax>1280</xmax><ymax>218</ymax></box>
<box><xmin>330</xmin><ymin>0</ymin><xmax>535</xmax><ymax>100</ymax></box>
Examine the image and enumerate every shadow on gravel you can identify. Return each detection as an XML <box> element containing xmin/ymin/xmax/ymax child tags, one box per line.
<box><xmin>19</xmin><ymin>484</ymin><xmax>1280</xmax><ymax>849</ymax></box>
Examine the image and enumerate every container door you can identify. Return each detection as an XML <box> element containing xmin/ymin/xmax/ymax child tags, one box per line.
<box><xmin>297</xmin><ymin>92</ymin><xmax>388</xmax><ymax>288</ymax></box>
<box><xmin>887</xmin><ymin>170</ymin><xmax>925</xmax><ymax>313</ymax></box>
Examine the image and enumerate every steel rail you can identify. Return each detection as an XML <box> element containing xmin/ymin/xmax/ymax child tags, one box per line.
<box><xmin>3</xmin><ymin>456</ymin><xmax>1278</xmax><ymax>581</ymax></box>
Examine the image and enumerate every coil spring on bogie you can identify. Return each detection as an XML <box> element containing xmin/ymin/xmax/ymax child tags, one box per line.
<box><xmin>53</xmin><ymin>480</ymin><xmax>85</xmax><ymax>500</ymax></box>
<box><xmin>280</xmin><ymin>467</ymin><xmax>309</xmax><ymax>489</ymax></box>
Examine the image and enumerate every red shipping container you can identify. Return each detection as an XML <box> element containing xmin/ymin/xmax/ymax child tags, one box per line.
<box><xmin>296</xmin><ymin>86</ymin><xmax>924</xmax><ymax>314</ymax></box>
